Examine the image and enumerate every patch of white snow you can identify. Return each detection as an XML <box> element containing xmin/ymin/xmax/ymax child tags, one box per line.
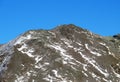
<box><xmin>85</xmin><ymin>44</ymin><xmax>102</xmax><ymax>56</ymax></box>
<box><xmin>79</xmin><ymin>52</ymin><xmax>109</xmax><ymax>77</ymax></box>
<box><xmin>17</xmin><ymin>43</ymin><xmax>35</xmax><ymax>57</ymax></box>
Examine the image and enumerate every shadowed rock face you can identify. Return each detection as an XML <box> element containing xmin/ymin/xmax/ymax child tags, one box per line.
<box><xmin>0</xmin><ymin>24</ymin><xmax>120</xmax><ymax>82</ymax></box>
<box><xmin>113</xmin><ymin>34</ymin><xmax>120</xmax><ymax>40</ymax></box>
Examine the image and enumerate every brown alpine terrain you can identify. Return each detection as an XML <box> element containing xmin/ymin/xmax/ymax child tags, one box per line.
<box><xmin>0</xmin><ymin>24</ymin><xmax>120</xmax><ymax>82</ymax></box>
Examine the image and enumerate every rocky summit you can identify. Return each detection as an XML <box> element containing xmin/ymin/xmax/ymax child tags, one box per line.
<box><xmin>0</xmin><ymin>24</ymin><xmax>120</xmax><ymax>82</ymax></box>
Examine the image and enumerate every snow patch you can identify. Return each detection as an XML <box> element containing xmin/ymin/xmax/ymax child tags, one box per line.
<box><xmin>85</xmin><ymin>44</ymin><xmax>102</xmax><ymax>56</ymax></box>
<box><xmin>91</xmin><ymin>72</ymin><xmax>101</xmax><ymax>82</ymax></box>
<box><xmin>35</xmin><ymin>62</ymin><xmax>49</xmax><ymax>71</ymax></box>
<box><xmin>17</xmin><ymin>43</ymin><xmax>35</xmax><ymax>57</ymax></box>
<box><xmin>99</xmin><ymin>42</ymin><xmax>113</xmax><ymax>56</ymax></box>
<box><xmin>15</xmin><ymin>75</ymin><xmax>25</xmax><ymax>82</ymax></box>
<box><xmin>52</xmin><ymin>69</ymin><xmax>62</xmax><ymax>78</ymax></box>
<box><xmin>48</xmin><ymin>44</ymin><xmax>74</xmax><ymax>65</ymax></box>
<box><xmin>43</xmin><ymin>74</ymin><xmax>72</xmax><ymax>82</ymax></box>
<box><xmin>99</xmin><ymin>42</ymin><xmax>106</xmax><ymax>46</ymax></box>
<box><xmin>61</xmin><ymin>38</ymin><xmax>73</xmax><ymax>48</ymax></box>
<box><xmin>14</xmin><ymin>34</ymin><xmax>32</xmax><ymax>45</ymax></box>
<box><xmin>64</xmin><ymin>41</ymin><xmax>73</xmax><ymax>48</ymax></box>
<box><xmin>82</xmin><ymin>71</ymin><xmax>88</xmax><ymax>77</ymax></box>
<box><xmin>35</xmin><ymin>56</ymin><xmax>43</xmax><ymax>64</ymax></box>
<box><xmin>76</xmin><ymin>42</ymin><xmax>82</xmax><ymax>46</ymax></box>
<box><xmin>27</xmin><ymin>72</ymin><xmax>31</xmax><ymax>76</ymax></box>
<box><xmin>79</xmin><ymin>52</ymin><xmax>109</xmax><ymax>77</ymax></box>
<box><xmin>111</xmin><ymin>66</ymin><xmax>120</xmax><ymax>78</ymax></box>
<box><xmin>48</xmin><ymin>31</ymin><xmax>56</xmax><ymax>37</ymax></box>
<box><xmin>83</xmin><ymin>64</ymin><xmax>88</xmax><ymax>71</ymax></box>
<box><xmin>32</xmin><ymin>79</ymin><xmax>35</xmax><ymax>82</ymax></box>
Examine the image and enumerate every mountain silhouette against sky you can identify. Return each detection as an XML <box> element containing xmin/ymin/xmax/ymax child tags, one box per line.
<box><xmin>0</xmin><ymin>24</ymin><xmax>120</xmax><ymax>82</ymax></box>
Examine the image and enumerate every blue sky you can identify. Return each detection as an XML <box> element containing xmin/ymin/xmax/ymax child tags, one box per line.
<box><xmin>0</xmin><ymin>0</ymin><xmax>120</xmax><ymax>43</ymax></box>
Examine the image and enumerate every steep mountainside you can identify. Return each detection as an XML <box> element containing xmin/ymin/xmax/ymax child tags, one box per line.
<box><xmin>0</xmin><ymin>24</ymin><xmax>120</xmax><ymax>82</ymax></box>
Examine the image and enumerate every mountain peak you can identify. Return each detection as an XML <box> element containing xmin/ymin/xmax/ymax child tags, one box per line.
<box><xmin>54</xmin><ymin>24</ymin><xmax>85</xmax><ymax>32</ymax></box>
<box><xmin>0</xmin><ymin>24</ymin><xmax>120</xmax><ymax>82</ymax></box>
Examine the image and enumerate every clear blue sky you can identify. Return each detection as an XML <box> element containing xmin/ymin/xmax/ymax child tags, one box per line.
<box><xmin>0</xmin><ymin>0</ymin><xmax>120</xmax><ymax>43</ymax></box>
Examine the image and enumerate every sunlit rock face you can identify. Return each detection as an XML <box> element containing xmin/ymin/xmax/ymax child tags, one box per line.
<box><xmin>0</xmin><ymin>24</ymin><xmax>120</xmax><ymax>82</ymax></box>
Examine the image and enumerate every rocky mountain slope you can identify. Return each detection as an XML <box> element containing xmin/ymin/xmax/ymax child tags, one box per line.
<box><xmin>0</xmin><ymin>24</ymin><xmax>120</xmax><ymax>82</ymax></box>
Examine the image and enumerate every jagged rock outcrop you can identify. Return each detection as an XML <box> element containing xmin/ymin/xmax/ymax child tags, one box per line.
<box><xmin>0</xmin><ymin>24</ymin><xmax>120</xmax><ymax>82</ymax></box>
